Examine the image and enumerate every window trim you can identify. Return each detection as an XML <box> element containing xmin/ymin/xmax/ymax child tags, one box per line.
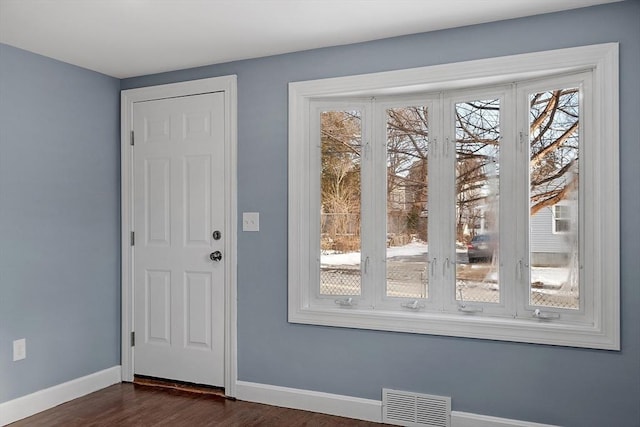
<box><xmin>514</xmin><ymin>73</ymin><xmax>591</xmax><ymax>324</ymax></box>
<box><xmin>443</xmin><ymin>86</ymin><xmax>514</xmax><ymax>317</ymax></box>
<box><xmin>288</xmin><ymin>43</ymin><xmax>619</xmax><ymax>350</ymax></box>
<box><xmin>311</xmin><ymin>100</ymin><xmax>372</xmax><ymax>308</ymax></box>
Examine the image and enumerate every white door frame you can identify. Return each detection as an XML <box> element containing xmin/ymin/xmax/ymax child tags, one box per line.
<box><xmin>120</xmin><ymin>76</ymin><xmax>237</xmax><ymax>397</ymax></box>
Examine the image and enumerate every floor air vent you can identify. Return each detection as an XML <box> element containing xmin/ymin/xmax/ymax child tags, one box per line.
<box><xmin>382</xmin><ymin>389</ymin><xmax>451</xmax><ymax>427</ymax></box>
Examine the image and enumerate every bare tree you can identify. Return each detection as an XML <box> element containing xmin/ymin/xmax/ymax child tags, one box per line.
<box><xmin>319</xmin><ymin>87</ymin><xmax>579</xmax><ymax>247</ymax></box>
<box><xmin>529</xmin><ymin>89</ymin><xmax>579</xmax><ymax>215</ymax></box>
<box><xmin>384</xmin><ymin>88</ymin><xmax>579</xmax><ymax>241</ymax></box>
<box><xmin>320</xmin><ymin>111</ymin><xmax>362</xmax><ymax>247</ymax></box>
<box><xmin>386</xmin><ymin>107</ymin><xmax>429</xmax><ymax>238</ymax></box>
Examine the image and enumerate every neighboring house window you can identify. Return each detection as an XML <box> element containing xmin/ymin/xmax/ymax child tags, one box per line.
<box><xmin>553</xmin><ymin>205</ymin><xmax>572</xmax><ymax>233</ymax></box>
<box><xmin>288</xmin><ymin>44</ymin><xmax>619</xmax><ymax>350</ymax></box>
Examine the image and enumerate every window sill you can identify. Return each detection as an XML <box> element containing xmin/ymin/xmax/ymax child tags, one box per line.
<box><xmin>289</xmin><ymin>305</ymin><xmax>619</xmax><ymax>350</ymax></box>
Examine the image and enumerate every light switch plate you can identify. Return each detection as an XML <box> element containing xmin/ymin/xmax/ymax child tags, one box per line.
<box><xmin>243</xmin><ymin>212</ymin><xmax>259</xmax><ymax>232</ymax></box>
<box><xmin>13</xmin><ymin>338</ymin><xmax>26</xmax><ymax>361</ymax></box>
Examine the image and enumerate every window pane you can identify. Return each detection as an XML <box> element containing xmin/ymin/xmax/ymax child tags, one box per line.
<box><xmin>320</xmin><ymin>111</ymin><xmax>362</xmax><ymax>296</ymax></box>
<box><xmin>385</xmin><ymin>106</ymin><xmax>429</xmax><ymax>298</ymax></box>
<box><xmin>455</xmin><ymin>99</ymin><xmax>501</xmax><ymax>304</ymax></box>
<box><xmin>529</xmin><ymin>88</ymin><xmax>579</xmax><ymax>309</ymax></box>
<box><xmin>554</xmin><ymin>205</ymin><xmax>571</xmax><ymax>233</ymax></box>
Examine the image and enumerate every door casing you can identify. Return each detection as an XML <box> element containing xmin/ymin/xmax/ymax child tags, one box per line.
<box><xmin>121</xmin><ymin>76</ymin><xmax>237</xmax><ymax>397</ymax></box>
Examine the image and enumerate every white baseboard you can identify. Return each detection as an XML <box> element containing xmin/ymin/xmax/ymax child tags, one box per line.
<box><xmin>0</xmin><ymin>366</ymin><xmax>121</xmax><ymax>426</ymax></box>
<box><xmin>235</xmin><ymin>380</ymin><xmax>382</xmax><ymax>422</ymax></box>
<box><xmin>234</xmin><ymin>380</ymin><xmax>558</xmax><ymax>427</ymax></box>
<box><xmin>452</xmin><ymin>411</ymin><xmax>559</xmax><ymax>427</ymax></box>
<box><xmin>0</xmin><ymin>373</ymin><xmax>557</xmax><ymax>427</ymax></box>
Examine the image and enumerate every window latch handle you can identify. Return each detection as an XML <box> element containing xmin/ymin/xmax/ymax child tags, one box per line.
<box><xmin>401</xmin><ymin>300</ymin><xmax>424</xmax><ymax>310</ymax></box>
<box><xmin>533</xmin><ymin>309</ymin><xmax>560</xmax><ymax>320</ymax></box>
<box><xmin>335</xmin><ymin>297</ymin><xmax>356</xmax><ymax>307</ymax></box>
<box><xmin>444</xmin><ymin>257</ymin><xmax>456</xmax><ymax>275</ymax></box>
<box><xmin>457</xmin><ymin>303</ymin><xmax>483</xmax><ymax>313</ymax></box>
<box><xmin>517</xmin><ymin>260</ymin><xmax>522</xmax><ymax>280</ymax></box>
<box><xmin>429</xmin><ymin>257</ymin><xmax>437</xmax><ymax>276</ymax></box>
<box><xmin>517</xmin><ymin>259</ymin><xmax>529</xmax><ymax>281</ymax></box>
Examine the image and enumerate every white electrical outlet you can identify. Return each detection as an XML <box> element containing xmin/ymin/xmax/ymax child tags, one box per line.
<box><xmin>243</xmin><ymin>212</ymin><xmax>260</xmax><ymax>232</ymax></box>
<box><xmin>13</xmin><ymin>338</ymin><xmax>26</xmax><ymax>361</ymax></box>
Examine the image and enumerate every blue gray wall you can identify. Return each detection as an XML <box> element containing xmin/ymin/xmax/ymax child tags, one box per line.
<box><xmin>0</xmin><ymin>44</ymin><xmax>121</xmax><ymax>402</ymax></box>
<box><xmin>123</xmin><ymin>3</ymin><xmax>640</xmax><ymax>426</ymax></box>
<box><xmin>0</xmin><ymin>1</ymin><xmax>637</xmax><ymax>426</ymax></box>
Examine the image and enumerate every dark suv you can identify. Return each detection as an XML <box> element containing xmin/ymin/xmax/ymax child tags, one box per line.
<box><xmin>467</xmin><ymin>234</ymin><xmax>496</xmax><ymax>263</ymax></box>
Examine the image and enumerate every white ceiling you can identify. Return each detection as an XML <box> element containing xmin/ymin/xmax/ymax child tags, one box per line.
<box><xmin>0</xmin><ymin>0</ymin><xmax>622</xmax><ymax>79</ymax></box>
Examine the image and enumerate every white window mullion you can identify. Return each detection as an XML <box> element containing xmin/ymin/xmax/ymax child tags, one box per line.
<box><xmin>515</xmin><ymin>82</ymin><xmax>532</xmax><ymax>319</ymax></box>
<box><xmin>371</xmin><ymin>97</ymin><xmax>392</xmax><ymax>310</ymax></box>
<box><xmin>353</xmin><ymin>100</ymin><xmax>375</xmax><ymax>308</ymax></box>
<box><xmin>427</xmin><ymin>94</ymin><xmax>445</xmax><ymax>311</ymax></box>
<box><xmin>439</xmin><ymin>94</ymin><xmax>457</xmax><ymax>312</ymax></box>
<box><xmin>499</xmin><ymin>84</ymin><xmax>519</xmax><ymax>317</ymax></box>
<box><xmin>360</xmin><ymin>99</ymin><xmax>378</xmax><ymax>308</ymax></box>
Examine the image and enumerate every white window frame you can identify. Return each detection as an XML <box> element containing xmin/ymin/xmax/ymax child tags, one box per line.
<box><xmin>516</xmin><ymin>72</ymin><xmax>592</xmax><ymax>325</ymax></box>
<box><xmin>309</xmin><ymin>99</ymin><xmax>372</xmax><ymax>309</ymax></box>
<box><xmin>288</xmin><ymin>44</ymin><xmax>619</xmax><ymax>350</ymax></box>
<box><xmin>441</xmin><ymin>86</ymin><xmax>515</xmax><ymax>317</ymax></box>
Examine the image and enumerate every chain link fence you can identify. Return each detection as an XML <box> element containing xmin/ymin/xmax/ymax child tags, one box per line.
<box><xmin>320</xmin><ymin>266</ymin><xmax>361</xmax><ymax>295</ymax></box>
<box><xmin>456</xmin><ymin>262</ymin><xmax>500</xmax><ymax>303</ymax></box>
<box><xmin>386</xmin><ymin>261</ymin><xmax>428</xmax><ymax>298</ymax></box>
<box><xmin>320</xmin><ymin>254</ymin><xmax>578</xmax><ymax>309</ymax></box>
<box><xmin>454</xmin><ymin>262</ymin><xmax>579</xmax><ymax>309</ymax></box>
<box><xmin>530</xmin><ymin>283</ymin><xmax>579</xmax><ymax>309</ymax></box>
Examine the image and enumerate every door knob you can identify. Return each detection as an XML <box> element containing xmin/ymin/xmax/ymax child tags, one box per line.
<box><xmin>210</xmin><ymin>251</ymin><xmax>222</xmax><ymax>262</ymax></box>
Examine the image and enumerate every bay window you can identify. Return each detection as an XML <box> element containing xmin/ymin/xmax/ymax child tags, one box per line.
<box><xmin>288</xmin><ymin>44</ymin><xmax>619</xmax><ymax>349</ymax></box>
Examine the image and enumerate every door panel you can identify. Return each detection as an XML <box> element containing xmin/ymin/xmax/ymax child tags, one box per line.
<box><xmin>146</xmin><ymin>269</ymin><xmax>171</xmax><ymax>344</ymax></box>
<box><xmin>185</xmin><ymin>272</ymin><xmax>212</xmax><ymax>349</ymax></box>
<box><xmin>133</xmin><ymin>92</ymin><xmax>225</xmax><ymax>387</ymax></box>
<box><xmin>145</xmin><ymin>158</ymin><xmax>171</xmax><ymax>245</ymax></box>
<box><xmin>184</xmin><ymin>155</ymin><xmax>212</xmax><ymax>245</ymax></box>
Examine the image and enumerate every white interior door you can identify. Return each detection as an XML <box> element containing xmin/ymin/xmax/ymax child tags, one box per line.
<box><xmin>132</xmin><ymin>92</ymin><xmax>225</xmax><ymax>386</ymax></box>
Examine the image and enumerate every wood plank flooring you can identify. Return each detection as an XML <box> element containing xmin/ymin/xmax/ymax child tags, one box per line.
<box><xmin>10</xmin><ymin>383</ymin><xmax>384</xmax><ymax>426</ymax></box>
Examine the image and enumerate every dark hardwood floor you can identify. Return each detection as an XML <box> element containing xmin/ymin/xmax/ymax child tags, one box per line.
<box><xmin>10</xmin><ymin>383</ymin><xmax>384</xmax><ymax>426</ymax></box>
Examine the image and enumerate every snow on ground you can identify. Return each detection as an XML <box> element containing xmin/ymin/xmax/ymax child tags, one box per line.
<box><xmin>388</xmin><ymin>242</ymin><xmax>429</xmax><ymax>258</ymax></box>
<box><xmin>531</xmin><ymin>267</ymin><xmax>571</xmax><ymax>288</ymax></box>
<box><xmin>321</xmin><ymin>242</ymin><xmax>571</xmax><ymax>286</ymax></box>
<box><xmin>320</xmin><ymin>250</ymin><xmax>362</xmax><ymax>266</ymax></box>
<box><xmin>321</xmin><ymin>242</ymin><xmax>427</xmax><ymax>265</ymax></box>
